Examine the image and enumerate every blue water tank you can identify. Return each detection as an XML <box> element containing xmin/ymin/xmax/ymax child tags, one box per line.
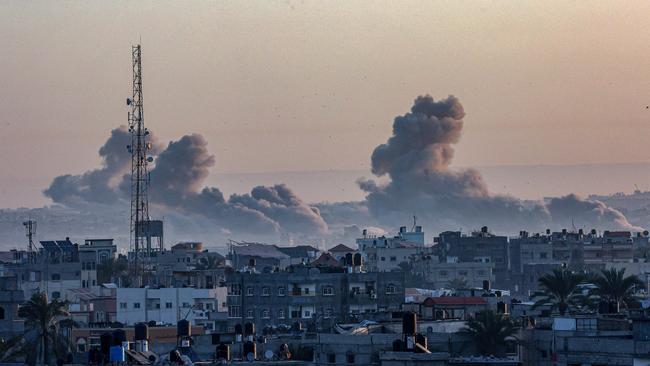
<box><xmin>109</xmin><ymin>346</ymin><xmax>125</xmax><ymax>362</ymax></box>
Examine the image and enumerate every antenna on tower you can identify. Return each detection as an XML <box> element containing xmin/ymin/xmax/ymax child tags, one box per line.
<box><xmin>23</xmin><ymin>219</ymin><xmax>36</xmax><ymax>263</ymax></box>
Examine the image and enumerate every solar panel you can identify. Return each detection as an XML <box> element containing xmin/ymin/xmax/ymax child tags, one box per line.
<box><xmin>56</xmin><ymin>240</ymin><xmax>75</xmax><ymax>252</ymax></box>
<box><xmin>40</xmin><ymin>241</ymin><xmax>59</xmax><ymax>252</ymax></box>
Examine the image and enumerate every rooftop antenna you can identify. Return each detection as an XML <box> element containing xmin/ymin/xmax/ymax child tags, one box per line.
<box><xmin>127</xmin><ymin>44</ymin><xmax>153</xmax><ymax>284</ymax></box>
<box><xmin>411</xmin><ymin>215</ymin><xmax>418</xmax><ymax>232</ymax></box>
<box><xmin>22</xmin><ymin>219</ymin><xmax>36</xmax><ymax>263</ymax></box>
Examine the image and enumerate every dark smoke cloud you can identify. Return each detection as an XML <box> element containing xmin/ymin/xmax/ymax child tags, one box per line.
<box><xmin>44</xmin><ymin>126</ymin><xmax>133</xmax><ymax>205</ymax></box>
<box><xmin>356</xmin><ymin>94</ymin><xmax>640</xmax><ymax>232</ymax></box>
<box><xmin>144</xmin><ymin>133</ymin><xmax>328</xmax><ymax>236</ymax></box>
<box><xmin>44</xmin><ymin>129</ymin><xmax>329</xmax><ymax>239</ymax></box>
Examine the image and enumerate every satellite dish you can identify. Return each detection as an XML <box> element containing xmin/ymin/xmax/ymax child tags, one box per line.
<box><xmin>264</xmin><ymin>350</ymin><xmax>274</xmax><ymax>360</ymax></box>
<box><xmin>246</xmin><ymin>352</ymin><xmax>255</xmax><ymax>362</ymax></box>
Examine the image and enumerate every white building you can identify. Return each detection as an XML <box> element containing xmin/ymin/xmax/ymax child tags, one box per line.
<box><xmin>116</xmin><ymin>287</ymin><xmax>227</xmax><ymax>330</ymax></box>
<box><xmin>357</xmin><ymin>226</ymin><xmax>425</xmax><ymax>272</ymax></box>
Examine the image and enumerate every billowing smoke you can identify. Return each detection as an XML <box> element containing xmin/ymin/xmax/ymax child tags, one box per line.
<box><xmin>149</xmin><ymin>134</ymin><xmax>328</xmax><ymax>236</ymax></box>
<box><xmin>356</xmin><ymin>94</ymin><xmax>639</xmax><ymax>232</ymax></box>
<box><xmin>44</xmin><ymin>126</ymin><xmax>133</xmax><ymax>205</ymax></box>
<box><xmin>44</xmin><ymin>129</ymin><xmax>328</xmax><ymax>239</ymax></box>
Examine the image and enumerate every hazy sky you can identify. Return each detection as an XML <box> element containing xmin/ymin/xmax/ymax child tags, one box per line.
<box><xmin>2</xmin><ymin>1</ymin><xmax>650</xmax><ymax>208</ymax></box>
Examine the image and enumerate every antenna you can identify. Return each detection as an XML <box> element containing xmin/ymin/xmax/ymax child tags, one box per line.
<box><xmin>22</xmin><ymin>219</ymin><xmax>36</xmax><ymax>263</ymax></box>
<box><xmin>128</xmin><ymin>44</ymin><xmax>151</xmax><ymax>284</ymax></box>
<box><xmin>411</xmin><ymin>215</ymin><xmax>418</xmax><ymax>232</ymax></box>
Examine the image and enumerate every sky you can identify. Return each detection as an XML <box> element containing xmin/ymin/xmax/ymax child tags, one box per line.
<box><xmin>2</xmin><ymin>1</ymin><xmax>650</xmax><ymax>208</ymax></box>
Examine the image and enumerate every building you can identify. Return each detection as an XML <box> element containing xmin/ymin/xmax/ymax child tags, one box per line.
<box><xmin>0</xmin><ymin>276</ymin><xmax>24</xmax><ymax>339</ymax></box>
<box><xmin>227</xmin><ymin>242</ymin><xmax>291</xmax><ymax>271</ymax></box>
<box><xmin>116</xmin><ymin>287</ymin><xmax>228</xmax><ymax>332</ymax></box>
<box><xmin>358</xmin><ymin>226</ymin><xmax>425</xmax><ymax>272</ymax></box>
<box><xmin>411</xmin><ymin>256</ymin><xmax>494</xmax><ymax>289</ymax></box>
<box><xmin>328</xmin><ymin>244</ymin><xmax>357</xmax><ymax>263</ymax></box>
<box><xmin>225</xmin><ymin>266</ymin><xmax>405</xmax><ymax>332</ymax></box>
<box><xmin>436</xmin><ymin>227</ymin><xmax>510</xmax><ymax>287</ymax></box>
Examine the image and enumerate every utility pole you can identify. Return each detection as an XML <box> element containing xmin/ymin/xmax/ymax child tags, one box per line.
<box><xmin>127</xmin><ymin>44</ymin><xmax>153</xmax><ymax>284</ymax></box>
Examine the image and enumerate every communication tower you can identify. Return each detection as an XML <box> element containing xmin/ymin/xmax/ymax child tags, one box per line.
<box><xmin>127</xmin><ymin>44</ymin><xmax>153</xmax><ymax>281</ymax></box>
<box><xmin>22</xmin><ymin>219</ymin><xmax>36</xmax><ymax>263</ymax></box>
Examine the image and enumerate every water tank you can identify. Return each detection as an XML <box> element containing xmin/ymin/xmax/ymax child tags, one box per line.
<box><xmin>481</xmin><ymin>226</ymin><xmax>488</xmax><ymax>233</ymax></box>
<box><xmin>109</xmin><ymin>346</ymin><xmax>125</xmax><ymax>362</ymax></box>
<box><xmin>415</xmin><ymin>334</ymin><xmax>428</xmax><ymax>352</ymax></box>
<box><xmin>345</xmin><ymin>253</ymin><xmax>353</xmax><ymax>266</ymax></box>
<box><xmin>100</xmin><ymin>332</ymin><xmax>113</xmax><ymax>356</ymax></box>
<box><xmin>482</xmin><ymin>280</ymin><xmax>491</xmax><ymax>291</ymax></box>
<box><xmin>392</xmin><ymin>339</ymin><xmax>404</xmax><ymax>352</ymax></box>
<box><xmin>243</xmin><ymin>341</ymin><xmax>257</xmax><ymax>360</ymax></box>
<box><xmin>403</xmin><ymin>311</ymin><xmax>417</xmax><ymax>335</ymax></box>
<box><xmin>353</xmin><ymin>253</ymin><xmax>362</xmax><ymax>266</ymax></box>
<box><xmin>134</xmin><ymin>323</ymin><xmax>149</xmax><ymax>341</ymax></box>
<box><xmin>546</xmin><ymin>229</ymin><xmax>551</xmax><ymax>235</ymax></box>
<box><xmin>216</xmin><ymin>343</ymin><xmax>231</xmax><ymax>361</ymax></box>
<box><xmin>177</xmin><ymin>319</ymin><xmax>191</xmax><ymax>337</ymax></box>
<box><xmin>591</xmin><ymin>229</ymin><xmax>597</xmax><ymax>235</ymax></box>
<box><xmin>244</xmin><ymin>322</ymin><xmax>255</xmax><ymax>336</ymax></box>
<box><xmin>497</xmin><ymin>301</ymin><xmax>508</xmax><ymax>314</ymax></box>
<box><xmin>111</xmin><ymin>329</ymin><xmax>126</xmax><ymax>346</ymax></box>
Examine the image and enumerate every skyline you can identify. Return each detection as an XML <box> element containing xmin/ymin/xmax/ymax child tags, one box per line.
<box><xmin>2</xmin><ymin>1</ymin><xmax>650</xmax><ymax>209</ymax></box>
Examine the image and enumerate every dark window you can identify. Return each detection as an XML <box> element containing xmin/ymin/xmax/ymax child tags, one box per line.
<box><xmin>51</xmin><ymin>273</ymin><xmax>61</xmax><ymax>281</ymax></box>
<box><xmin>0</xmin><ymin>306</ymin><xmax>5</xmax><ymax>320</ymax></box>
<box><xmin>52</xmin><ymin>291</ymin><xmax>61</xmax><ymax>299</ymax></box>
<box><xmin>328</xmin><ymin>354</ymin><xmax>336</xmax><ymax>363</ymax></box>
<box><xmin>346</xmin><ymin>354</ymin><xmax>355</xmax><ymax>364</ymax></box>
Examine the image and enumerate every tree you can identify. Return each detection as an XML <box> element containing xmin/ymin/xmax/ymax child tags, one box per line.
<box><xmin>590</xmin><ymin>268</ymin><xmax>644</xmax><ymax>311</ymax></box>
<box><xmin>531</xmin><ymin>268</ymin><xmax>585</xmax><ymax>315</ymax></box>
<box><xmin>18</xmin><ymin>292</ymin><xmax>70</xmax><ymax>366</ymax></box>
<box><xmin>97</xmin><ymin>257</ymin><xmax>128</xmax><ymax>285</ymax></box>
<box><xmin>447</xmin><ymin>277</ymin><xmax>469</xmax><ymax>290</ymax></box>
<box><xmin>460</xmin><ymin>310</ymin><xmax>517</xmax><ymax>356</ymax></box>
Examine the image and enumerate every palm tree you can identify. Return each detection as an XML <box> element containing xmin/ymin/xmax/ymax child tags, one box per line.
<box><xmin>18</xmin><ymin>292</ymin><xmax>70</xmax><ymax>366</ymax></box>
<box><xmin>460</xmin><ymin>310</ymin><xmax>517</xmax><ymax>356</ymax></box>
<box><xmin>531</xmin><ymin>268</ymin><xmax>585</xmax><ymax>315</ymax></box>
<box><xmin>590</xmin><ymin>268</ymin><xmax>644</xmax><ymax>311</ymax></box>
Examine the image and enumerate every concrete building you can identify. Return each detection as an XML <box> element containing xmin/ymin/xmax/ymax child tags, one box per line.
<box><xmin>116</xmin><ymin>287</ymin><xmax>228</xmax><ymax>331</ymax></box>
<box><xmin>411</xmin><ymin>256</ymin><xmax>494</xmax><ymax>289</ymax></box>
<box><xmin>227</xmin><ymin>242</ymin><xmax>291</xmax><ymax>271</ymax></box>
<box><xmin>358</xmin><ymin>226</ymin><xmax>425</xmax><ymax>272</ymax></box>
<box><xmin>0</xmin><ymin>276</ymin><xmax>24</xmax><ymax>339</ymax></box>
<box><xmin>436</xmin><ymin>228</ymin><xmax>510</xmax><ymax>287</ymax></box>
<box><xmin>225</xmin><ymin>266</ymin><xmax>405</xmax><ymax>332</ymax></box>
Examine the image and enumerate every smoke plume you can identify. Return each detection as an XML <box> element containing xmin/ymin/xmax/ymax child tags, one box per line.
<box><xmin>357</xmin><ymin>95</ymin><xmax>639</xmax><ymax>232</ymax></box>
<box><xmin>44</xmin><ymin>126</ymin><xmax>133</xmax><ymax>205</ymax></box>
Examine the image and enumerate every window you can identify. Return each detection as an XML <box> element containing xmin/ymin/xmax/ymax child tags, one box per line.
<box><xmin>120</xmin><ymin>302</ymin><xmax>127</xmax><ymax>309</ymax></box>
<box><xmin>390</xmin><ymin>256</ymin><xmax>397</xmax><ymax>262</ymax></box>
<box><xmin>328</xmin><ymin>354</ymin><xmax>336</xmax><ymax>364</ymax></box>
<box><xmin>380</xmin><ymin>257</ymin><xmax>386</xmax><ymax>261</ymax></box>
<box><xmin>459</xmin><ymin>270</ymin><xmax>468</xmax><ymax>276</ymax></box>
<box><xmin>304</xmin><ymin>310</ymin><xmax>311</xmax><ymax>318</ymax></box>
<box><xmin>166</xmin><ymin>302</ymin><xmax>173</xmax><ymax>309</ymax></box>
<box><xmin>304</xmin><ymin>287</ymin><xmax>310</xmax><ymax>295</ymax></box>
<box><xmin>0</xmin><ymin>306</ymin><xmax>5</xmax><ymax>320</ymax></box>
<box><xmin>324</xmin><ymin>308</ymin><xmax>333</xmax><ymax>318</ymax></box>
<box><xmin>278</xmin><ymin>286</ymin><xmax>286</xmax><ymax>296</ymax></box>
<box><xmin>247</xmin><ymin>309</ymin><xmax>254</xmax><ymax>318</ymax></box>
<box><xmin>278</xmin><ymin>309</ymin><xmax>285</xmax><ymax>319</ymax></box>
<box><xmin>386</xmin><ymin>284</ymin><xmax>397</xmax><ymax>294</ymax></box>
<box><xmin>228</xmin><ymin>306</ymin><xmax>241</xmax><ymax>318</ymax></box>
<box><xmin>246</xmin><ymin>287</ymin><xmax>254</xmax><ymax>296</ymax></box>
<box><xmin>322</xmin><ymin>286</ymin><xmax>334</xmax><ymax>296</ymax></box>
<box><xmin>540</xmin><ymin>252</ymin><xmax>548</xmax><ymax>259</ymax></box>
<box><xmin>262</xmin><ymin>287</ymin><xmax>270</xmax><ymax>296</ymax></box>
<box><xmin>346</xmin><ymin>353</ymin><xmax>355</xmax><ymax>364</ymax></box>
<box><xmin>133</xmin><ymin>302</ymin><xmax>141</xmax><ymax>309</ymax></box>
<box><xmin>262</xmin><ymin>309</ymin><xmax>270</xmax><ymax>318</ymax></box>
<box><xmin>229</xmin><ymin>284</ymin><xmax>241</xmax><ymax>296</ymax></box>
<box><xmin>182</xmin><ymin>302</ymin><xmax>190</xmax><ymax>308</ymax></box>
<box><xmin>92</xmin><ymin>280</ymin><xmax>96</xmax><ymax>286</ymax></box>
<box><xmin>51</xmin><ymin>273</ymin><xmax>61</xmax><ymax>281</ymax></box>
<box><xmin>52</xmin><ymin>291</ymin><xmax>61</xmax><ymax>299</ymax></box>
